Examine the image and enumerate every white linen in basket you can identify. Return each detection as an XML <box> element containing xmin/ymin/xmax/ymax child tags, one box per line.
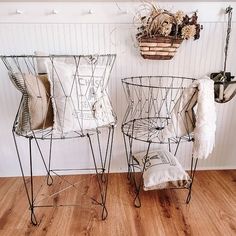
<box><xmin>46</xmin><ymin>60</ymin><xmax>115</xmax><ymax>133</ymax></box>
<box><xmin>134</xmin><ymin>149</ymin><xmax>191</xmax><ymax>191</ymax></box>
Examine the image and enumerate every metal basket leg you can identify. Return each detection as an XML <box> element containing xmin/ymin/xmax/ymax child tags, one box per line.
<box><xmin>46</xmin><ymin>135</ymin><xmax>53</xmax><ymax>186</ymax></box>
<box><xmin>13</xmin><ymin>133</ymin><xmax>38</xmax><ymax>225</ymax></box>
<box><xmin>186</xmin><ymin>156</ymin><xmax>198</xmax><ymax>204</ymax></box>
<box><xmin>87</xmin><ymin>125</ymin><xmax>114</xmax><ymax>220</ymax></box>
<box><xmin>13</xmin><ymin>131</ymin><xmax>56</xmax><ymax>225</ymax></box>
<box><xmin>132</xmin><ymin>142</ymin><xmax>151</xmax><ymax>208</ymax></box>
<box><xmin>124</xmin><ymin>132</ymin><xmax>152</xmax><ymax>208</ymax></box>
<box><xmin>32</xmin><ymin>133</ymin><xmax>53</xmax><ymax>186</ymax></box>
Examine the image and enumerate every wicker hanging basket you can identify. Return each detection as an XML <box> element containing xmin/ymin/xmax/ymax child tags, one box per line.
<box><xmin>139</xmin><ymin>36</ymin><xmax>183</xmax><ymax>60</ymax></box>
<box><xmin>138</xmin><ymin>12</ymin><xmax>183</xmax><ymax>60</ymax></box>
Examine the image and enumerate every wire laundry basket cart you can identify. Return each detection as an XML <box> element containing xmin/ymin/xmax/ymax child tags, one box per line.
<box><xmin>121</xmin><ymin>76</ymin><xmax>199</xmax><ymax>207</ymax></box>
<box><xmin>1</xmin><ymin>54</ymin><xmax>116</xmax><ymax>225</ymax></box>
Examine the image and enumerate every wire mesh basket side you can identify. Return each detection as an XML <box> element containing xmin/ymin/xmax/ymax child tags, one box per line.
<box><xmin>121</xmin><ymin>76</ymin><xmax>197</xmax><ymax>143</ymax></box>
<box><xmin>1</xmin><ymin>54</ymin><xmax>116</xmax><ymax>139</ymax></box>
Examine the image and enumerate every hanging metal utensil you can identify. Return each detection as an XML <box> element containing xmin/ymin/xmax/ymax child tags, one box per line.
<box><xmin>211</xmin><ymin>6</ymin><xmax>236</xmax><ymax>103</ymax></box>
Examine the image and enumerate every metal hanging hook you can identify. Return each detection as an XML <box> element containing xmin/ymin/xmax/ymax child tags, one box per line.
<box><xmin>52</xmin><ymin>9</ymin><xmax>59</xmax><ymax>15</ymax></box>
<box><xmin>211</xmin><ymin>5</ymin><xmax>236</xmax><ymax>103</ymax></box>
<box><xmin>223</xmin><ymin>6</ymin><xmax>233</xmax><ymax>77</ymax></box>
<box><xmin>16</xmin><ymin>9</ymin><xmax>23</xmax><ymax>15</ymax></box>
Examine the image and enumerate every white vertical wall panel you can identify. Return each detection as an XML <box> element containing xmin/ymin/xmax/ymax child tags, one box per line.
<box><xmin>0</xmin><ymin>9</ymin><xmax>236</xmax><ymax>176</ymax></box>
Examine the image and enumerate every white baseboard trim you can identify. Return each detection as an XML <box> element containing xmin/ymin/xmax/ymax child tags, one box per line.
<box><xmin>1</xmin><ymin>166</ymin><xmax>235</xmax><ymax>178</ymax></box>
<box><xmin>191</xmin><ymin>165</ymin><xmax>236</xmax><ymax>171</ymax></box>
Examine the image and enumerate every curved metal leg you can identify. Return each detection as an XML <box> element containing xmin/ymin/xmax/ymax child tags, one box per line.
<box><xmin>101</xmin><ymin>126</ymin><xmax>114</xmax><ymax>220</ymax></box>
<box><xmin>127</xmin><ymin>121</ymin><xmax>135</xmax><ymax>182</ymax></box>
<box><xmin>133</xmin><ymin>142</ymin><xmax>151</xmax><ymax>208</ymax></box>
<box><xmin>28</xmin><ymin>138</ymin><xmax>38</xmax><ymax>225</ymax></box>
<box><xmin>87</xmin><ymin>126</ymin><xmax>114</xmax><ymax>220</ymax></box>
<box><xmin>96</xmin><ymin>127</ymin><xmax>112</xmax><ymax>184</ymax></box>
<box><xmin>13</xmin><ymin>132</ymin><xmax>38</xmax><ymax>226</ymax></box>
<box><xmin>96</xmin><ymin>129</ymin><xmax>105</xmax><ymax>183</ymax></box>
<box><xmin>32</xmin><ymin>132</ymin><xmax>53</xmax><ymax>186</ymax></box>
<box><xmin>30</xmin><ymin>209</ymin><xmax>38</xmax><ymax>226</ymax></box>
<box><xmin>123</xmin><ymin>133</ymin><xmax>132</xmax><ymax>180</ymax></box>
<box><xmin>101</xmin><ymin>206</ymin><xmax>108</xmax><ymax>220</ymax></box>
<box><xmin>46</xmin><ymin>135</ymin><xmax>53</xmax><ymax>186</ymax></box>
<box><xmin>186</xmin><ymin>157</ymin><xmax>198</xmax><ymax>204</ymax></box>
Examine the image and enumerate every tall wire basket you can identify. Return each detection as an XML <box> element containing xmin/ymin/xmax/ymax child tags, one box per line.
<box><xmin>1</xmin><ymin>54</ymin><xmax>116</xmax><ymax>224</ymax></box>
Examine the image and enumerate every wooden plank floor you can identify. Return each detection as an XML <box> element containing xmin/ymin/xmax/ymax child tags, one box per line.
<box><xmin>0</xmin><ymin>170</ymin><xmax>235</xmax><ymax>236</ymax></box>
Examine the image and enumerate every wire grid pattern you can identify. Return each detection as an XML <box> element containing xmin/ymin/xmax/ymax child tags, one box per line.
<box><xmin>0</xmin><ymin>54</ymin><xmax>117</xmax><ymax>224</ymax></box>
<box><xmin>121</xmin><ymin>76</ymin><xmax>199</xmax><ymax>207</ymax></box>
<box><xmin>0</xmin><ymin>22</ymin><xmax>236</xmax><ymax>173</ymax></box>
<box><xmin>1</xmin><ymin>54</ymin><xmax>116</xmax><ymax>139</ymax></box>
<box><xmin>122</xmin><ymin>76</ymin><xmax>197</xmax><ymax>143</ymax></box>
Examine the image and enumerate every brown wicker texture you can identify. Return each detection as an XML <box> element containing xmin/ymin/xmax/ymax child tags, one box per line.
<box><xmin>139</xmin><ymin>36</ymin><xmax>183</xmax><ymax>60</ymax></box>
<box><xmin>138</xmin><ymin>11</ymin><xmax>183</xmax><ymax>60</ymax></box>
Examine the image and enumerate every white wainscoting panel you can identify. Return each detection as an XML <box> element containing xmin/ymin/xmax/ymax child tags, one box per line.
<box><xmin>0</xmin><ymin>2</ymin><xmax>236</xmax><ymax>176</ymax></box>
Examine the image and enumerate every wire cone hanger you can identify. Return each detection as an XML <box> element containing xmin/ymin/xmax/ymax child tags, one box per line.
<box><xmin>211</xmin><ymin>6</ymin><xmax>236</xmax><ymax>103</ymax></box>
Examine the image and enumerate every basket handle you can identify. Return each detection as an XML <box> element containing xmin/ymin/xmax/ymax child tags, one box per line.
<box><xmin>147</xmin><ymin>11</ymin><xmax>179</xmax><ymax>38</ymax></box>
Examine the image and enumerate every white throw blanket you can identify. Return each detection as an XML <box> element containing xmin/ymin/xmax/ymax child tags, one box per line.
<box><xmin>192</xmin><ymin>76</ymin><xmax>216</xmax><ymax>159</ymax></box>
<box><xmin>162</xmin><ymin>76</ymin><xmax>216</xmax><ymax>159</ymax></box>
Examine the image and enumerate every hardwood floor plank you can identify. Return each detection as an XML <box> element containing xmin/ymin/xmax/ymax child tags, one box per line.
<box><xmin>0</xmin><ymin>171</ymin><xmax>235</xmax><ymax>236</ymax></box>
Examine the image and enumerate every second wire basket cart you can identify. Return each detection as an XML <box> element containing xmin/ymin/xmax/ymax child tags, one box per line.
<box><xmin>121</xmin><ymin>76</ymin><xmax>199</xmax><ymax>207</ymax></box>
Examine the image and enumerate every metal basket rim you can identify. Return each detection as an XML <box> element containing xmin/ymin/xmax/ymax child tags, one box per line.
<box><xmin>122</xmin><ymin>76</ymin><xmax>196</xmax><ymax>89</ymax></box>
<box><xmin>0</xmin><ymin>54</ymin><xmax>116</xmax><ymax>59</ymax></box>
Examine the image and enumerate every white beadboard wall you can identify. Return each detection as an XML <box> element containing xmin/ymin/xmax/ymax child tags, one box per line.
<box><xmin>0</xmin><ymin>2</ymin><xmax>236</xmax><ymax>177</ymax></box>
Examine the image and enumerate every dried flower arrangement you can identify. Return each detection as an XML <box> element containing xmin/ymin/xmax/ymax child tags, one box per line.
<box><xmin>135</xmin><ymin>3</ymin><xmax>203</xmax><ymax>60</ymax></box>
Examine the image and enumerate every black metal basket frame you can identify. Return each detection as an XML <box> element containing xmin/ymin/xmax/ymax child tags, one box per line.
<box><xmin>1</xmin><ymin>54</ymin><xmax>116</xmax><ymax>225</ymax></box>
<box><xmin>121</xmin><ymin>75</ymin><xmax>198</xmax><ymax>207</ymax></box>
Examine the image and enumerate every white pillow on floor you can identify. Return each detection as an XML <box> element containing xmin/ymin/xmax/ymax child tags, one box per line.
<box><xmin>134</xmin><ymin>149</ymin><xmax>191</xmax><ymax>191</ymax></box>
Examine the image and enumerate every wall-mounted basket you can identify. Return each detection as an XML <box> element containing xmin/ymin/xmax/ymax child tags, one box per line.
<box><xmin>138</xmin><ymin>12</ymin><xmax>182</xmax><ymax>60</ymax></box>
<box><xmin>136</xmin><ymin>4</ymin><xmax>202</xmax><ymax>61</ymax></box>
<box><xmin>139</xmin><ymin>36</ymin><xmax>183</xmax><ymax>60</ymax></box>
